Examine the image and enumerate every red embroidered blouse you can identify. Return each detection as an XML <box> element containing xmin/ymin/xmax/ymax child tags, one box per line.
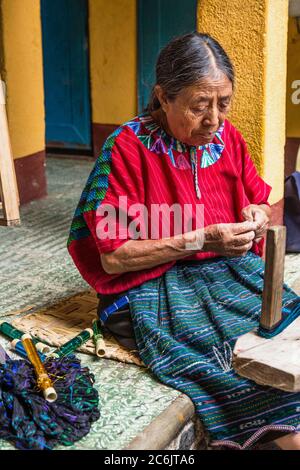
<box><xmin>68</xmin><ymin>113</ymin><xmax>271</xmax><ymax>294</ymax></box>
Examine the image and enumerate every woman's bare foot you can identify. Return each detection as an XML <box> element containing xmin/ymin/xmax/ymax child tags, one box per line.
<box><xmin>275</xmin><ymin>433</ymin><xmax>300</xmax><ymax>450</ymax></box>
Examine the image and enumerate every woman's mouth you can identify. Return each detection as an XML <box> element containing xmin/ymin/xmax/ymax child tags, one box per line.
<box><xmin>198</xmin><ymin>130</ymin><xmax>216</xmax><ymax>138</ymax></box>
<box><xmin>189</xmin><ymin>130</ymin><xmax>218</xmax><ymax>146</ymax></box>
<box><xmin>195</xmin><ymin>132</ymin><xmax>215</xmax><ymax>142</ymax></box>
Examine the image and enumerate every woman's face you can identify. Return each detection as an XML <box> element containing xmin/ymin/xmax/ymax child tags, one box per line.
<box><xmin>156</xmin><ymin>73</ymin><xmax>233</xmax><ymax>146</ymax></box>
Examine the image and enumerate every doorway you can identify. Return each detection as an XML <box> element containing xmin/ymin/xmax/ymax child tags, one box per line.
<box><xmin>138</xmin><ymin>0</ymin><xmax>198</xmax><ymax>112</ymax></box>
<box><xmin>41</xmin><ymin>0</ymin><xmax>92</xmax><ymax>153</ymax></box>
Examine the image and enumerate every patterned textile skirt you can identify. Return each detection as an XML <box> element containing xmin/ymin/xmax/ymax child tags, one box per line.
<box><xmin>126</xmin><ymin>252</ymin><xmax>300</xmax><ymax>449</ymax></box>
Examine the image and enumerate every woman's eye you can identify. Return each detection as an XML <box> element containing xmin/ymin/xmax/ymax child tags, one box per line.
<box><xmin>219</xmin><ymin>102</ymin><xmax>230</xmax><ymax>110</ymax></box>
<box><xmin>191</xmin><ymin>107</ymin><xmax>205</xmax><ymax>114</ymax></box>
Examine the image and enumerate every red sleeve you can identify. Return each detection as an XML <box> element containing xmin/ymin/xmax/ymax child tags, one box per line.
<box><xmin>238</xmin><ymin>132</ymin><xmax>272</xmax><ymax>207</ymax></box>
<box><xmin>84</xmin><ymin>126</ymin><xmax>146</xmax><ymax>254</ymax></box>
<box><xmin>234</xmin><ymin>130</ymin><xmax>272</xmax><ymax>257</ymax></box>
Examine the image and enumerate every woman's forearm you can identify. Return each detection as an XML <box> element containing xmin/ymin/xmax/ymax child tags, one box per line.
<box><xmin>101</xmin><ymin>219</ymin><xmax>259</xmax><ymax>274</ymax></box>
<box><xmin>100</xmin><ymin>235</ymin><xmax>197</xmax><ymax>274</ymax></box>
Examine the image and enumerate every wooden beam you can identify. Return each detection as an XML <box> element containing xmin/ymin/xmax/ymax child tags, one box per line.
<box><xmin>233</xmin><ymin>317</ymin><xmax>300</xmax><ymax>392</ymax></box>
<box><xmin>0</xmin><ymin>217</ymin><xmax>20</xmax><ymax>227</ymax></box>
<box><xmin>260</xmin><ymin>226</ymin><xmax>286</xmax><ymax>330</ymax></box>
<box><xmin>0</xmin><ymin>78</ymin><xmax>20</xmax><ymax>226</ymax></box>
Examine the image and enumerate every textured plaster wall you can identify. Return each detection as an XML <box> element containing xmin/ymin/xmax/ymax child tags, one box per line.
<box><xmin>0</xmin><ymin>0</ymin><xmax>45</xmax><ymax>159</ymax></box>
<box><xmin>197</xmin><ymin>0</ymin><xmax>266</xmax><ymax>173</ymax></box>
<box><xmin>88</xmin><ymin>0</ymin><xmax>137</xmax><ymax>125</ymax></box>
<box><xmin>286</xmin><ymin>17</ymin><xmax>300</xmax><ymax>138</ymax></box>
<box><xmin>197</xmin><ymin>0</ymin><xmax>288</xmax><ymax>204</ymax></box>
<box><xmin>263</xmin><ymin>0</ymin><xmax>288</xmax><ymax>202</ymax></box>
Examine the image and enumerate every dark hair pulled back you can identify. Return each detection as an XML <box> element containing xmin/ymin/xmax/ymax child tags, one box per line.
<box><xmin>147</xmin><ymin>32</ymin><xmax>234</xmax><ymax>112</ymax></box>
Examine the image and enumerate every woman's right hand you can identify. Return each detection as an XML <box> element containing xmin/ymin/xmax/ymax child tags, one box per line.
<box><xmin>201</xmin><ymin>221</ymin><xmax>259</xmax><ymax>257</ymax></box>
<box><xmin>101</xmin><ymin>221</ymin><xmax>260</xmax><ymax>275</ymax></box>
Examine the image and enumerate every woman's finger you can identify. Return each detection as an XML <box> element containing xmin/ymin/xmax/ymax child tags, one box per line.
<box><xmin>241</xmin><ymin>207</ymin><xmax>254</xmax><ymax>222</ymax></box>
<box><xmin>254</xmin><ymin>221</ymin><xmax>269</xmax><ymax>237</ymax></box>
<box><xmin>253</xmin><ymin>210</ymin><xmax>266</xmax><ymax>225</ymax></box>
<box><xmin>230</xmin><ymin>221</ymin><xmax>259</xmax><ymax>235</ymax></box>
<box><xmin>226</xmin><ymin>243</ymin><xmax>253</xmax><ymax>256</ymax></box>
<box><xmin>231</xmin><ymin>231</ymin><xmax>255</xmax><ymax>247</ymax></box>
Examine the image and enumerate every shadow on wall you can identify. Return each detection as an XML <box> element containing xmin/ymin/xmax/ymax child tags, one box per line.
<box><xmin>285</xmin><ymin>139</ymin><xmax>300</xmax><ymax>178</ymax></box>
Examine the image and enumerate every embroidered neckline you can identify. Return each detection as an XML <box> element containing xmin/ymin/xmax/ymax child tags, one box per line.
<box><xmin>125</xmin><ymin>112</ymin><xmax>225</xmax><ymax>168</ymax></box>
<box><xmin>124</xmin><ymin>112</ymin><xmax>226</xmax><ymax>200</ymax></box>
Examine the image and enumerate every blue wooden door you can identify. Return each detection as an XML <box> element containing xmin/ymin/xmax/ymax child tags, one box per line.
<box><xmin>138</xmin><ymin>0</ymin><xmax>198</xmax><ymax>111</ymax></box>
<box><xmin>41</xmin><ymin>0</ymin><xmax>91</xmax><ymax>150</ymax></box>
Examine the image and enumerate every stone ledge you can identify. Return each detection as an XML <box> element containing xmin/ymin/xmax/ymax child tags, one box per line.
<box><xmin>125</xmin><ymin>394</ymin><xmax>204</xmax><ymax>450</ymax></box>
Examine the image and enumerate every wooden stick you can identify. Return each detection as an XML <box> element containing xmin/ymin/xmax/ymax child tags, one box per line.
<box><xmin>0</xmin><ymin>78</ymin><xmax>20</xmax><ymax>226</ymax></box>
<box><xmin>260</xmin><ymin>226</ymin><xmax>286</xmax><ymax>330</ymax></box>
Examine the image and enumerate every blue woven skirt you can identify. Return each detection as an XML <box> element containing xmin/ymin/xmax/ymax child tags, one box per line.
<box><xmin>126</xmin><ymin>252</ymin><xmax>300</xmax><ymax>449</ymax></box>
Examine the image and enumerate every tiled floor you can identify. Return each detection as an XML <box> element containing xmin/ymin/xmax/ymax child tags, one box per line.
<box><xmin>0</xmin><ymin>156</ymin><xmax>299</xmax><ymax>450</ymax></box>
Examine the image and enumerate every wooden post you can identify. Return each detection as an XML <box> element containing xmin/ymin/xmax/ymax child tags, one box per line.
<box><xmin>0</xmin><ymin>79</ymin><xmax>20</xmax><ymax>226</ymax></box>
<box><xmin>260</xmin><ymin>226</ymin><xmax>286</xmax><ymax>330</ymax></box>
<box><xmin>233</xmin><ymin>225</ymin><xmax>300</xmax><ymax>392</ymax></box>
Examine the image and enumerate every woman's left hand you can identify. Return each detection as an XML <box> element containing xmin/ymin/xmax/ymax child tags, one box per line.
<box><xmin>241</xmin><ymin>204</ymin><xmax>270</xmax><ymax>242</ymax></box>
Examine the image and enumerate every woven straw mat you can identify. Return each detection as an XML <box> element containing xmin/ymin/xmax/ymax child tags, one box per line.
<box><xmin>12</xmin><ymin>290</ymin><xmax>144</xmax><ymax>367</ymax></box>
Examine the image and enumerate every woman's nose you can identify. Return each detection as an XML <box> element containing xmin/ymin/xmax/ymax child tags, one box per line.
<box><xmin>202</xmin><ymin>106</ymin><xmax>219</xmax><ymax>128</ymax></box>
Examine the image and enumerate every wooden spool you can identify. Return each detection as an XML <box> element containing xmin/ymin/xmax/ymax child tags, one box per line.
<box><xmin>233</xmin><ymin>226</ymin><xmax>300</xmax><ymax>392</ymax></box>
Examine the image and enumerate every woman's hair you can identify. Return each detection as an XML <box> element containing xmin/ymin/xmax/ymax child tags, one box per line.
<box><xmin>147</xmin><ymin>32</ymin><xmax>234</xmax><ymax>112</ymax></box>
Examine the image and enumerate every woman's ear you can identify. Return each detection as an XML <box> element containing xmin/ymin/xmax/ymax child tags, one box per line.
<box><xmin>154</xmin><ymin>85</ymin><xmax>169</xmax><ymax>112</ymax></box>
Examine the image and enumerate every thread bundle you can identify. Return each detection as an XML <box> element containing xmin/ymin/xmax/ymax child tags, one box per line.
<box><xmin>0</xmin><ymin>347</ymin><xmax>100</xmax><ymax>450</ymax></box>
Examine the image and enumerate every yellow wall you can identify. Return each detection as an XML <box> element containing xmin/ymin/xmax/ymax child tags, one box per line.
<box><xmin>197</xmin><ymin>0</ymin><xmax>288</xmax><ymax>204</ymax></box>
<box><xmin>197</xmin><ymin>0</ymin><xmax>265</xmax><ymax>173</ymax></box>
<box><xmin>0</xmin><ymin>0</ymin><xmax>136</xmax><ymax>160</ymax></box>
<box><xmin>89</xmin><ymin>0</ymin><xmax>137</xmax><ymax>125</ymax></box>
<box><xmin>263</xmin><ymin>0</ymin><xmax>288</xmax><ymax>202</ymax></box>
<box><xmin>0</xmin><ymin>0</ymin><xmax>45</xmax><ymax>159</ymax></box>
<box><xmin>286</xmin><ymin>17</ymin><xmax>300</xmax><ymax>138</ymax></box>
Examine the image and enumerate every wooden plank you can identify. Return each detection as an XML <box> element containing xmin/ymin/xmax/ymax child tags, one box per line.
<box><xmin>233</xmin><ymin>316</ymin><xmax>300</xmax><ymax>392</ymax></box>
<box><xmin>0</xmin><ymin>217</ymin><xmax>20</xmax><ymax>227</ymax></box>
<box><xmin>0</xmin><ymin>78</ymin><xmax>20</xmax><ymax>226</ymax></box>
<box><xmin>260</xmin><ymin>226</ymin><xmax>286</xmax><ymax>330</ymax></box>
<box><xmin>233</xmin><ymin>225</ymin><xmax>300</xmax><ymax>391</ymax></box>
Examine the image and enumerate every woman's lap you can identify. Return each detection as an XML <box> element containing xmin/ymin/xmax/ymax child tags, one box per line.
<box><xmin>124</xmin><ymin>252</ymin><xmax>300</xmax><ymax>449</ymax></box>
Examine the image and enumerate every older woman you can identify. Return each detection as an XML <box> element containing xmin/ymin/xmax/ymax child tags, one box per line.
<box><xmin>68</xmin><ymin>33</ymin><xmax>300</xmax><ymax>450</ymax></box>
